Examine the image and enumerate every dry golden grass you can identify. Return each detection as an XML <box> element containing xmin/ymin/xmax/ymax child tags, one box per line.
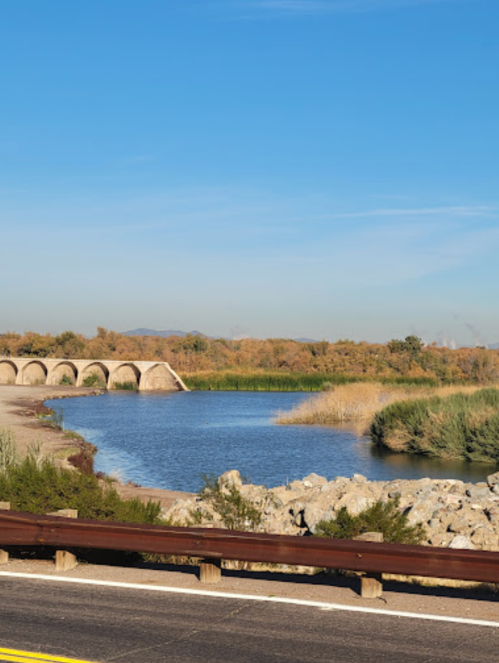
<box><xmin>276</xmin><ymin>382</ymin><xmax>481</xmax><ymax>426</ymax></box>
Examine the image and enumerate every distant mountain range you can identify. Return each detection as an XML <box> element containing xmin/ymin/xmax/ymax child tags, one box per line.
<box><xmin>121</xmin><ymin>329</ymin><xmax>499</xmax><ymax>347</ymax></box>
<box><xmin>122</xmin><ymin>328</ymin><xmax>205</xmax><ymax>338</ymax></box>
<box><xmin>122</xmin><ymin>328</ymin><xmax>319</xmax><ymax>342</ymax></box>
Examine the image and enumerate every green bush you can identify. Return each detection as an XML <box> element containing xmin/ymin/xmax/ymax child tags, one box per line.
<box><xmin>82</xmin><ymin>373</ymin><xmax>107</xmax><ymax>389</ymax></box>
<box><xmin>315</xmin><ymin>499</ymin><xmax>424</xmax><ymax>545</ymax></box>
<box><xmin>112</xmin><ymin>381</ymin><xmax>138</xmax><ymax>391</ymax></box>
<box><xmin>0</xmin><ymin>454</ymin><xmax>161</xmax><ymax>524</ymax></box>
<box><xmin>59</xmin><ymin>374</ymin><xmax>75</xmax><ymax>386</ymax></box>
<box><xmin>370</xmin><ymin>388</ymin><xmax>499</xmax><ymax>463</ymax></box>
<box><xmin>195</xmin><ymin>473</ymin><xmax>263</xmax><ymax>531</ymax></box>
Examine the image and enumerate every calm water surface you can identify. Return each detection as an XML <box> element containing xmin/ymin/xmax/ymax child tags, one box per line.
<box><xmin>46</xmin><ymin>391</ymin><xmax>495</xmax><ymax>492</ymax></box>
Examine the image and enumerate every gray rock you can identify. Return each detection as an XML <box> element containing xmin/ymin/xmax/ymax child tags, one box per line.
<box><xmin>302</xmin><ymin>473</ymin><xmax>328</xmax><ymax>487</ymax></box>
<box><xmin>466</xmin><ymin>485</ymin><xmax>492</xmax><ymax>500</ymax></box>
<box><xmin>335</xmin><ymin>493</ymin><xmax>373</xmax><ymax>517</ymax></box>
<box><xmin>352</xmin><ymin>474</ymin><xmax>367</xmax><ymax>483</ymax></box>
<box><xmin>487</xmin><ymin>472</ymin><xmax>499</xmax><ymax>489</ymax></box>
<box><xmin>448</xmin><ymin>535</ymin><xmax>474</xmax><ymax>550</ymax></box>
<box><xmin>406</xmin><ymin>500</ymin><xmax>437</xmax><ymax>526</ymax></box>
<box><xmin>218</xmin><ymin>469</ymin><xmax>243</xmax><ymax>491</ymax></box>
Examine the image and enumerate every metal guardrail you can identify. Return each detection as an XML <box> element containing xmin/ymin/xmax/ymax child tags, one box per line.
<box><xmin>1</xmin><ymin>510</ymin><xmax>499</xmax><ymax>586</ymax></box>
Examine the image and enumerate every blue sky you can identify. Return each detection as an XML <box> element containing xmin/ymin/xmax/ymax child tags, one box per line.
<box><xmin>1</xmin><ymin>0</ymin><xmax>498</xmax><ymax>345</ymax></box>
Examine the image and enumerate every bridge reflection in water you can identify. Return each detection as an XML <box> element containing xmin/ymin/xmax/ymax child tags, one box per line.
<box><xmin>0</xmin><ymin>357</ymin><xmax>188</xmax><ymax>391</ymax></box>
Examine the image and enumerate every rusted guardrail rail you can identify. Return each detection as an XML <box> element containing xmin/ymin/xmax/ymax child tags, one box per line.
<box><xmin>1</xmin><ymin>510</ymin><xmax>499</xmax><ymax>591</ymax></box>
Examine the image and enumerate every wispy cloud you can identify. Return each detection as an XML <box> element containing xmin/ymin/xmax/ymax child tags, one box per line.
<box><xmin>235</xmin><ymin>0</ymin><xmax>473</xmax><ymax>17</ymax></box>
<box><xmin>319</xmin><ymin>205</ymin><xmax>498</xmax><ymax>220</ymax></box>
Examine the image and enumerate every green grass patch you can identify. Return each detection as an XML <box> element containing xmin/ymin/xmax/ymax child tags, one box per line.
<box><xmin>370</xmin><ymin>387</ymin><xmax>499</xmax><ymax>463</ymax></box>
<box><xmin>62</xmin><ymin>430</ymin><xmax>86</xmax><ymax>442</ymax></box>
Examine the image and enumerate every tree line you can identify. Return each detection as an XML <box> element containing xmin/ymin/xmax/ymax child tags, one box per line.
<box><xmin>1</xmin><ymin>329</ymin><xmax>498</xmax><ymax>385</ymax></box>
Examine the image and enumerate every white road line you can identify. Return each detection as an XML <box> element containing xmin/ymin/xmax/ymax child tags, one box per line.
<box><xmin>1</xmin><ymin>571</ymin><xmax>498</xmax><ymax>628</ymax></box>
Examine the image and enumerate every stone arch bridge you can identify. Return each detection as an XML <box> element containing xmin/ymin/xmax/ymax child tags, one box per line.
<box><xmin>0</xmin><ymin>358</ymin><xmax>188</xmax><ymax>392</ymax></box>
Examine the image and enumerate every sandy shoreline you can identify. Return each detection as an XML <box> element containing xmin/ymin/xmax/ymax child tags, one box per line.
<box><xmin>0</xmin><ymin>384</ymin><xmax>193</xmax><ymax>510</ymax></box>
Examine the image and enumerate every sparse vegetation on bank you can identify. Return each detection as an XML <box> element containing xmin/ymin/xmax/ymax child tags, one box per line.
<box><xmin>370</xmin><ymin>388</ymin><xmax>499</xmax><ymax>463</ymax></box>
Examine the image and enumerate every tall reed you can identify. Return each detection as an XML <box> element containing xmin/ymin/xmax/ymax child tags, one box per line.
<box><xmin>276</xmin><ymin>382</ymin><xmax>481</xmax><ymax>425</ymax></box>
<box><xmin>0</xmin><ymin>426</ymin><xmax>17</xmax><ymax>471</ymax></box>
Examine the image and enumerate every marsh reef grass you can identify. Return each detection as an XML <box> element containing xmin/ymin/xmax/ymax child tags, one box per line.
<box><xmin>276</xmin><ymin>382</ymin><xmax>481</xmax><ymax>426</ymax></box>
<box><xmin>370</xmin><ymin>387</ymin><xmax>499</xmax><ymax>463</ymax></box>
<box><xmin>183</xmin><ymin>371</ymin><xmax>359</xmax><ymax>392</ymax></box>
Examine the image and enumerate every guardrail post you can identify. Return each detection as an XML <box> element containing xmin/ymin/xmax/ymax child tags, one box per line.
<box><xmin>354</xmin><ymin>532</ymin><xmax>384</xmax><ymax>598</ymax></box>
<box><xmin>0</xmin><ymin>502</ymin><xmax>10</xmax><ymax>565</ymax></box>
<box><xmin>199</xmin><ymin>557</ymin><xmax>222</xmax><ymax>584</ymax></box>
<box><xmin>47</xmin><ymin>509</ymin><xmax>78</xmax><ymax>571</ymax></box>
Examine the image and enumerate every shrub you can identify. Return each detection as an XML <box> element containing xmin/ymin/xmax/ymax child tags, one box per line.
<box><xmin>195</xmin><ymin>473</ymin><xmax>264</xmax><ymax>532</ymax></box>
<box><xmin>112</xmin><ymin>381</ymin><xmax>138</xmax><ymax>391</ymax></box>
<box><xmin>315</xmin><ymin>499</ymin><xmax>425</xmax><ymax>545</ymax></box>
<box><xmin>59</xmin><ymin>374</ymin><xmax>75</xmax><ymax>386</ymax></box>
<box><xmin>0</xmin><ymin>454</ymin><xmax>161</xmax><ymax>524</ymax></box>
<box><xmin>82</xmin><ymin>373</ymin><xmax>106</xmax><ymax>389</ymax></box>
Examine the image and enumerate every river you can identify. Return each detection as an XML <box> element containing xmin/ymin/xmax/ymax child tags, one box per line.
<box><xmin>45</xmin><ymin>391</ymin><xmax>495</xmax><ymax>492</ymax></box>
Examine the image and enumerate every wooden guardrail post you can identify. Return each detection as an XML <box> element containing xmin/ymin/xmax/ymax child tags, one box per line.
<box><xmin>0</xmin><ymin>502</ymin><xmax>10</xmax><ymax>565</ymax></box>
<box><xmin>199</xmin><ymin>557</ymin><xmax>222</xmax><ymax>584</ymax></box>
<box><xmin>47</xmin><ymin>509</ymin><xmax>79</xmax><ymax>571</ymax></box>
<box><xmin>354</xmin><ymin>532</ymin><xmax>384</xmax><ymax>598</ymax></box>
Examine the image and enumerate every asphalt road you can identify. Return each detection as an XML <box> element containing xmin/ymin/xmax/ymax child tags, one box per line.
<box><xmin>0</xmin><ymin>577</ymin><xmax>497</xmax><ymax>663</ymax></box>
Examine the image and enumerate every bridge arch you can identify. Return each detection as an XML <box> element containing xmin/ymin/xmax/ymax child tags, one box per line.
<box><xmin>48</xmin><ymin>361</ymin><xmax>78</xmax><ymax>386</ymax></box>
<box><xmin>109</xmin><ymin>363</ymin><xmax>141</xmax><ymax>390</ymax></box>
<box><xmin>21</xmin><ymin>360</ymin><xmax>48</xmax><ymax>386</ymax></box>
<box><xmin>79</xmin><ymin>362</ymin><xmax>109</xmax><ymax>388</ymax></box>
<box><xmin>141</xmin><ymin>363</ymin><xmax>177</xmax><ymax>391</ymax></box>
<box><xmin>0</xmin><ymin>360</ymin><xmax>18</xmax><ymax>385</ymax></box>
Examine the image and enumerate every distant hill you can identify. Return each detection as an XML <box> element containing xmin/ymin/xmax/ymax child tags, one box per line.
<box><xmin>122</xmin><ymin>329</ymin><xmax>318</xmax><ymax>343</ymax></box>
<box><xmin>489</xmin><ymin>343</ymin><xmax>499</xmax><ymax>350</ymax></box>
<box><xmin>122</xmin><ymin>328</ymin><xmax>205</xmax><ymax>338</ymax></box>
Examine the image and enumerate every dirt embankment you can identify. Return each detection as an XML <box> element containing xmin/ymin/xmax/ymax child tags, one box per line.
<box><xmin>0</xmin><ymin>385</ymin><xmax>193</xmax><ymax>510</ymax></box>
